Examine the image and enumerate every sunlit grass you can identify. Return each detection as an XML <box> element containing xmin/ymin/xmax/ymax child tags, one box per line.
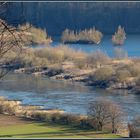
<box><xmin>0</xmin><ymin>122</ymin><xmax>122</xmax><ymax>138</ymax></box>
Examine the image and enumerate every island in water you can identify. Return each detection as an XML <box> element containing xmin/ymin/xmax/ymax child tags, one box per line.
<box><xmin>112</xmin><ymin>25</ymin><xmax>126</xmax><ymax>46</ymax></box>
<box><xmin>61</xmin><ymin>28</ymin><xmax>103</xmax><ymax>45</ymax></box>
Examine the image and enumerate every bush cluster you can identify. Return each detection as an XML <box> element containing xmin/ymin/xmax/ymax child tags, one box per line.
<box><xmin>61</xmin><ymin>28</ymin><xmax>103</xmax><ymax>44</ymax></box>
<box><xmin>18</xmin><ymin>22</ymin><xmax>52</xmax><ymax>45</ymax></box>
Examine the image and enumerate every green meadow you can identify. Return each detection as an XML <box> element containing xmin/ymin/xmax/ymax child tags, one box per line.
<box><xmin>0</xmin><ymin>122</ymin><xmax>121</xmax><ymax>138</ymax></box>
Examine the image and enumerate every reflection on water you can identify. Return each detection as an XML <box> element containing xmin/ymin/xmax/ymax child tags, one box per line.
<box><xmin>1</xmin><ymin>73</ymin><xmax>89</xmax><ymax>94</ymax></box>
<box><xmin>50</xmin><ymin>35</ymin><xmax>140</xmax><ymax>57</ymax></box>
<box><xmin>0</xmin><ymin>73</ymin><xmax>140</xmax><ymax>120</ymax></box>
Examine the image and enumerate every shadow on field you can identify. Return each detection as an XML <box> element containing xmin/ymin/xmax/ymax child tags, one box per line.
<box><xmin>0</xmin><ymin>116</ymin><xmax>113</xmax><ymax>138</ymax></box>
<box><xmin>0</xmin><ymin>130</ymin><xmax>108</xmax><ymax>138</ymax></box>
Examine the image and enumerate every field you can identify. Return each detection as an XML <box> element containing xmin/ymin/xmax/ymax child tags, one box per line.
<box><xmin>0</xmin><ymin>114</ymin><xmax>121</xmax><ymax>138</ymax></box>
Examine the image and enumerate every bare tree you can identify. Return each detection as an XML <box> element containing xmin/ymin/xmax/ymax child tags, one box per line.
<box><xmin>88</xmin><ymin>99</ymin><xmax>124</xmax><ymax>133</ymax></box>
<box><xmin>0</xmin><ymin>3</ymin><xmax>31</xmax><ymax>78</ymax></box>
<box><xmin>88</xmin><ymin>99</ymin><xmax>110</xmax><ymax>131</ymax></box>
<box><xmin>108</xmin><ymin>101</ymin><xmax>124</xmax><ymax>133</ymax></box>
<box><xmin>0</xmin><ymin>19</ymin><xmax>22</xmax><ymax>57</ymax></box>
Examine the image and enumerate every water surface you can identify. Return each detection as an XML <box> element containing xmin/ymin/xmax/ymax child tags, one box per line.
<box><xmin>49</xmin><ymin>35</ymin><xmax>140</xmax><ymax>57</ymax></box>
<box><xmin>0</xmin><ymin>73</ymin><xmax>140</xmax><ymax>121</ymax></box>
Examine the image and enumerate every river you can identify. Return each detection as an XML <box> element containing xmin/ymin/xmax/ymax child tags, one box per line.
<box><xmin>0</xmin><ymin>73</ymin><xmax>140</xmax><ymax>121</ymax></box>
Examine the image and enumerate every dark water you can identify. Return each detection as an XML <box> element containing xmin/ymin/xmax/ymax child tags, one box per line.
<box><xmin>49</xmin><ymin>35</ymin><xmax>140</xmax><ymax>57</ymax></box>
<box><xmin>0</xmin><ymin>73</ymin><xmax>140</xmax><ymax>121</ymax></box>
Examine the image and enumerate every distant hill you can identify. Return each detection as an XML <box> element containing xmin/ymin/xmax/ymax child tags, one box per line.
<box><xmin>2</xmin><ymin>2</ymin><xmax>140</xmax><ymax>36</ymax></box>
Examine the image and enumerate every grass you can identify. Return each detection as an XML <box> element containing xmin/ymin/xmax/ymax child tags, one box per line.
<box><xmin>0</xmin><ymin>122</ymin><xmax>122</xmax><ymax>138</ymax></box>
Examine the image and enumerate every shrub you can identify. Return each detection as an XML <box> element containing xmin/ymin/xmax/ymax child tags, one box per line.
<box><xmin>57</xmin><ymin>114</ymin><xmax>72</xmax><ymax>125</ymax></box>
<box><xmin>136</xmin><ymin>77</ymin><xmax>140</xmax><ymax>86</ymax></box>
<box><xmin>44</xmin><ymin>113</ymin><xmax>86</xmax><ymax>127</ymax></box>
<box><xmin>0</xmin><ymin>103</ymin><xmax>18</xmax><ymax>115</ymax></box>
<box><xmin>91</xmin><ymin>66</ymin><xmax>114</xmax><ymax>81</ymax></box>
<box><xmin>74</xmin><ymin>59</ymin><xmax>87</xmax><ymax>69</ymax></box>
<box><xmin>55</xmin><ymin>45</ymin><xmax>86</xmax><ymax>61</ymax></box>
<box><xmin>31</xmin><ymin>57</ymin><xmax>49</xmax><ymax>67</ymax></box>
<box><xmin>1</xmin><ymin>43</ymin><xmax>87</xmax><ymax>68</ymax></box>
<box><xmin>79</xmin><ymin>118</ymin><xmax>94</xmax><ymax>129</ymax></box>
<box><xmin>18</xmin><ymin>48</ymin><xmax>36</xmax><ymax>67</ymax></box>
<box><xmin>61</xmin><ymin>28</ymin><xmax>103</xmax><ymax>44</ymax></box>
<box><xmin>129</xmin><ymin>64</ymin><xmax>140</xmax><ymax>77</ymax></box>
<box><xmin>1</xmin><ymin>50</ymin><xmax>18</xmax><ymax>63</ymax></box>
<box><xmin>86</xmin><ymin>50</ymin><xmax>111</xmax><ymax>68</ymax></box>
<box><xmin>34</xmin><ymin>45</ymin><xmax>86</xmax><ymax>64</ymax></box>
<box><xmin>115</xmin><ymin>69</ymin><xmax>131</xmax><ymax>82</ymax></box>
<box><xmin>18</xmin><ymin>22</ymin><xmax>52</xmax><ymax>45</ymax></box>
<box><xmin>30</xmin><ymin>112</ymin><xmax>47</xmax><ymax>121</ymax></box>
<box><xmin>112</xmin><ymin>25</ymin><xmax>126</xmax><ymax>46</ymax></box>
<box><xmin>46</xmin><ymin>113</ymin><xmax>68</xmax><ymax>124</ymax></box>
<box><xmin>66</xmin><ymin>114</ymin><xmax>81</xmax><ymax>126</ymax></box>
<box><xmin>34</xmin><ymin>47</ymin><xmax>64</xmax><ymax>63</ymax></box>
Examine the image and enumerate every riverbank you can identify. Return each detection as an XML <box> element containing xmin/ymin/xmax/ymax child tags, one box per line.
<box><xmin>0</xmin><ymin>96</ymin><xmax>129</xmax><ymax>138</ymax></box>
<box><xmin>1</xmin><ymin>44</ymin><xmax>140</xmax><ymax>93</ymax></box>
<box><xmin>0</xmin><ymin>114</ymin><xmax>122</xmax><ymax>138</ymax></box>
<box><xmin>12</xmin><ymin>58</ymin><xmax>140</xmax><ymax>94</ymax></box>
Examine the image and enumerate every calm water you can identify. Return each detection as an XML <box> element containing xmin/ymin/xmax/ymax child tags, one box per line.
<box><xmin>0</xmin><ymin>73</ymin><xmax>140</xmax><ymax>120</ymax></box>
<box><xmin>49</xmin><ymin>35</ymin><xmax>140</xmax><ymax>57</ymax></box>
